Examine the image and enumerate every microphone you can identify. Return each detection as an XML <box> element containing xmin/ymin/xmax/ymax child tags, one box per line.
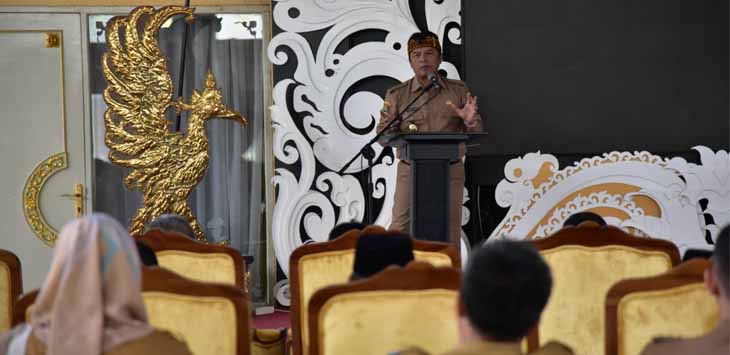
<box><xmin>427</xmin><ymin>73</ymin><xmax>440</xmax><ymax>89</ymax></box>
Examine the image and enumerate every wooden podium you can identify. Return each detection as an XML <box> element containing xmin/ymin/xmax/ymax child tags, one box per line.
<box><xmin>387</xmin><ymin>133</ymin><xmax>477</xmax><ymax>243</ymax></box>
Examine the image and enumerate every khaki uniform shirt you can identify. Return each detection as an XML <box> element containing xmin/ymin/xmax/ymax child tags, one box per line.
<box><xmin>393</xmin><ymin>340</ymin><xmax>573</xmax><ymax>355</ymax></box>
<box><xmin>640</xmin><ymin>320</ymin><xmax>729</xmax><ymax>355</ymax></box>
<box><xmin>377</xmin><ymin>76</ymin><xmax>483</xmax><ymax>142</ymax></box>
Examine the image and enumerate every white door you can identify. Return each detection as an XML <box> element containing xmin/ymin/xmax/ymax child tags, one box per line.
<box><xmin>0</xmin><ymin>13</ymin><xmax>89</xmax><ymax>290</ymax></box>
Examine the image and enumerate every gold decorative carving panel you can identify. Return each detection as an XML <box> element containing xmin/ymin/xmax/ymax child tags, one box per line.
<box><xmin>22</xmin><ymin>153</ymin><xmax>67</xmax><ymax>246</ymax></box>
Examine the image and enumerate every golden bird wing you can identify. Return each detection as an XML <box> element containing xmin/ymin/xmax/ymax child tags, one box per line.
<box><xmin>102</xmin><ymin>6</ymin><xmax>193</xmax><ymax>173</ymax></box>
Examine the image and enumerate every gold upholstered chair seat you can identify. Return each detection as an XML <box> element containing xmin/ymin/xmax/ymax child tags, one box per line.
<box><xmin>289</xmin><ymin>225</ymin><xmax>460</xmax><ymax>355</ymax></box>
<box><xmin>606</xmin><ymin>259</ymin><xmax>720</xmax><ymax>355</ymax></box>
<box><xmin>142</xmin><ymin>267</ymin><xmax>251</xmax><ymax>355</ymax></box>
<box><xmin>528</xmin><ymin>225</ymin><xmax>681</xmax><ymax>355</ymax></box>
<box><xmin>0</xmin><ymin>249</ymin><xmax>21</xmax><ymax>332</ymax></box>
<box><xmin>138</xmin><ymin>229</ymin><xmax>246</xmax><ymax>289</ymax></box>
<box><xmin>307</xmin><ymin>262</ymin><xmax>460</xmax><ymax>355</ymax></box>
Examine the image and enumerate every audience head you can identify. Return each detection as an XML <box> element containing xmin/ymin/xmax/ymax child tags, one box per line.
<box><xmin>563</xmin><ymin>211</ymin><xmax>607</xmax><ymax>228</ymax></box>
<box><xmin>329</xmin><ymin>221</ymin><xmax>368</xmax><ymax>241</ymax></box>
<box><xmin>30</xmin><ymin>213</ymin><xmax>152</xmax><ymax>354</ymax></box>
<box><xmin>351</xmin><ymin>232</ymin><xmax>414</xmax><ymax>281</ymax></box>
<box><xmin>682</xmin><ymin>248</ymin><xmax>713</xmax><ymax>262</ymax></box>
<box><xmin>706</xmin><ymin>225</ymin><xmax>729</xmax><ymax>317</ymax></box>
<box><xmin>460</xmin><ymin>240</ymin><xmax>552</xmax><ymax>342</ymax></box>
<box><xmin>136</xmin><ymin>240</ymin><xmax>158</xmax><ymax>266</ymax></box>
<box><xmin>146</xmin><ymin>213</ymin><xmax>196</xmax><ymax>240</ymax></box>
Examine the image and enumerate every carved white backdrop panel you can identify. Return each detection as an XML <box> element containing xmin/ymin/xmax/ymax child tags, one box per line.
<box><xmin>268</xmin><ymin>0</ymin><xmax>467</xmax><ymax>282</ymax></box>
<box><xmin>489</xmin><ymin>146</ymin><xmax>730</xmax><ymax>253</ymax></box>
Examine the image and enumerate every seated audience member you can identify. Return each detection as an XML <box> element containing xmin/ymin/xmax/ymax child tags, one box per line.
<box><xmin>447</xmin><ymin>241</ymin><xmax>571</xmax><ymax>355</ymax></box>
<box><xmin>0</xmin><ymin>214</ymin><xmax>191</xmax><ymax>355</ymax></box>
<box><xmin>145</xmin><ymin>213</ymin><xmax>196</xmax><ymax>240</ymax></box>
<box><xmin>395</xmin><ymin>241</ymin><xmax>572</xmax><ymax>355</ymax></box>
<box><xmin>641</xmin><ymin>226</ymin><xmax>729</xmax><ymax>355</ymax></box>
<box><xmin>562</xmin><ymin>211</ymin><xmax>607</xmax><ymax>227</ymax></box>
<box><xmin>136</xmin><ymin>240</ymin><xmax>159</xmax><ymax>266</ymax></box>
<box><xmin>328</xmin><ymin>221</ymin><xmax>368</xmax><ymax>241</ymax></box>
<box><xmin>350</xmin><ymin>232</ymin><xmax>414</xmax><ymax>281</ymax></box>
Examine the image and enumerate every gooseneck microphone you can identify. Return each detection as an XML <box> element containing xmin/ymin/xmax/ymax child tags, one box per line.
<box><xmin>427</xmin><ymin>73</ymin><xmax>440</xmax><ymax>89</ymax></box>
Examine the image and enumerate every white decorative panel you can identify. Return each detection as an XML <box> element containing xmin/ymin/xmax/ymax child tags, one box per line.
<box><xmin>490</xmin><ymin>146</ymin><xmax>730</xmax><ymax>253</ymax></box>
<box><xmin>269</xmin><ymin>0</ymin><xmax>465</xmax><ymax>277</ymax></box>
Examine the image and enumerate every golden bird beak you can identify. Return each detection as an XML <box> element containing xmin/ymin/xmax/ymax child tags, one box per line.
<box><xmin>214</xmin><ymin>107</ymin><xmax>248</xmax><ymax>126</ymax></box>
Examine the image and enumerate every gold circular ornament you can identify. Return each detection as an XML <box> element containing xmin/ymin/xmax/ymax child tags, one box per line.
<box><xmin>408</xmin><ymin>123</ymin><xmax>418</xmax><ymax>132</ymax></box>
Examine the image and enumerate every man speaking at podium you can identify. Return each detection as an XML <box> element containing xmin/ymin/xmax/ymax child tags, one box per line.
<box><xmin>376</xmin><ymin>31</ymin><xmax>483</xmax><ymax>246</ymax></box>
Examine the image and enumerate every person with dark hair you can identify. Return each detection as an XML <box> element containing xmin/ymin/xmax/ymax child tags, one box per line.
<box><xmin>350</xmin><ymin>233</ymin><xmax>414</xmax><ymax>281</ymax></box>
<box><xmin>641</xmin><ymin>226</ymin><xmax>729</xmax><ymax>355</ymax></box>
<box><xmin>136</xmin><ymin>241</ymin><xmax>159</xmax><ymax>266</ymax></box>
<box><xmin>392</xmin><ymin>241</ymin><xmax>571</xmax><ymax>355</ymax></box>
<box><xmin>562</xmin><ymin>211</ymin><xmax>607</xmax><ymax>227</ymax></box>
<box><xmin>145</xmin><ymin>213</ymin><xmax>196</xmax><ymax>240</ymax></box>
<box><xmin>376</xmin><ymin>31</ymin><xmax>483</xmax><ymax>246</ymax></box>
<box><xmin>329</xmin><ymin>221</ymin><xmax>368</xmax><ymax>241</ymax></box>
<box><xmin>438</xmin><ymin>241</ymin><xmax>572</xmax><ymax>355</ymax></box>
<box><xmin>682</xmin><ymin>248</ymin><xmax>714</xmax><ymax>262</ymax></box>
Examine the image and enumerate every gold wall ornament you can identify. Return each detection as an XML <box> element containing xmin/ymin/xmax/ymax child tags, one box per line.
<box><xmin>22</xmin><ymin>153</ymin><xmax>67</xmax><ymax>246</ymax></box>
<box><xmin>44</xmin><ymin>32</ymin><xmax>60</xmax><ymax>48</ymax></box>
<box><xmin>102</xmin><ymin>6</ymin><xmax>247</xmax><ymax>241</ymax></box>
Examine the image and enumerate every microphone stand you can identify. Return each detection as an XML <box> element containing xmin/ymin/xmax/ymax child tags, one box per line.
<box><xmin>339</xmin><ymin>76</ymin><xmax>439</xmax><ymax>224</ymax></box>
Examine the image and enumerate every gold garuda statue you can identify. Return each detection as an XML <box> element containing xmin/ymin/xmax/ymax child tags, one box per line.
<box><xmin>102</xmin><ymin>6</ymin><xmax>247</xmax><ymax>240</ymax></box>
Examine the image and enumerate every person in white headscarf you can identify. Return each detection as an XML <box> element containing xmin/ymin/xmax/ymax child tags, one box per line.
<box><xmin>0</xmin><ymin>213</ymin><xmax>191</xmax><ymax>355</ymax></box>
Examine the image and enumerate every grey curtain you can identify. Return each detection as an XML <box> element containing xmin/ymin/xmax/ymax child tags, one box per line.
<box><xmin>91</xmin><ymin>14</ymin><xmax>266</xmax><ymax>301</ymax></box>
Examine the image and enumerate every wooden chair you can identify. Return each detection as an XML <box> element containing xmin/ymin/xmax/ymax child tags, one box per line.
<box><xmin>11</xmin><ymin>289</ymin><xmax>37</xmax><ymax>326</ymax></box>
<box><xmin>605</xmin><ymin>259</ymin><xmax>719</xmax><ymax>355</ymax></box>
<box><xmin>527</xmin><ymin>225</ymin><xmax>681</xmax><ymax>355</ymax></box>
<box><xmin>138</xmin><ymin>229</ymin><xmax>246</xmax><ymax>289</ymax></box>
<box><xmin>0</xmin><ymin>249</ymin><xmax>22</xmax><ymax>332</ymax></box>
<box><xmin>289</xmin><ymin>225</ymin><xmax>459</xmax><ymax>355</ymax></box>
<box><xmin>13</xmin><ymin>269</ymin><xmax>251</xmax><ymax>355</ymax></box>
<box><xmin>307</xmin><ymin>261</ymin><xmax>460</xmax><ymax>355</ymax></box>
<box><xmin>142</xmin><ymin>267</ymin><xmax>250</xmax><ymax>355</ymax></box>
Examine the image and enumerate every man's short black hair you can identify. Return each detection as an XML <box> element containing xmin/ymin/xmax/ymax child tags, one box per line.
<box><xmin>351</xmin><ymin>233</ymin><xmax>414</xmax><ymax>281</ymax></box>
<box><xmin>682</xmin><ymin>248</ymin><xmax>713</xmax><ymax>262</ymax></box>
<box><xmin>462</xmin><ymin>240</ymin><xmax>552</xmax><ymax>341</ymax></box>
<box><xmin>136</xmin><ymin>240</ymin><xmax>158</xmax><ymax>266</ymax></box>
<box><xmin>563</xmin><ymin>211</ymin><xmax>607</xmax><ymax>227</ymax></box>
<box><xmin>329</xmin><ymin>221</ymin><xmax>367</xmax><ymax>241</ymax></box>
<box><xmin>714</xmin><ymin>225</ymin><xmax>729</xmax><ymax>296</ymax></box>
<box><xmin>146</xmin><ymin>214</ymin><xmax>196</xmax><ymax>240</ymax></box>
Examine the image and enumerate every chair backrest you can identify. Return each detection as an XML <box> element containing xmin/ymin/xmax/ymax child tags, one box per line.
<box><xmin>605</xmin><ymin>259</ymin><xmax>719</xmax><ymax>355</ymax></box>
<box><xmin>527</xmin><ymin>225</ymin><xmax>681</xmax><ymax>355</ymax></box>
<box><xmin>12</xmin><ymin>269</ymin><xmax>251</xmax><ymax>355</ymax></box>
<box><xmin>142</xmin><ymin>267</ymin><xmax>250</xmax><ymax>355</ymax></box>
<box><xmin>138</xmin><ymin>229</ymin><xmax>245</xmax><ymax>289</ymax></box>
<box><xmin>0</xmin><ymin>249</ymin><xmax>22</xmax><ymax>332</ymax></box>
<box><xmin>11</xmin><ymin>289</ymin><xmax>37</xmax><ymax>327</ymax></box>
<box><xmin>289</xmin><ymin>225</ymin><xmax>458</xmax><ymax>355</ymax></box>
<box><xmin>307</xmin><ymin>261</ymin><xmax>460</xmax><ymax>355</ymax></box>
